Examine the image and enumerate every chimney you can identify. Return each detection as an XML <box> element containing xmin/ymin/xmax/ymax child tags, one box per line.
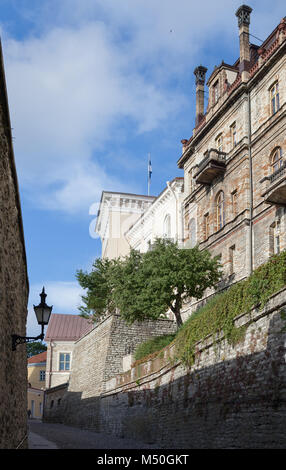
<box><xmin>194</xmin><ymin>65</ymin><xmax>207</xmax><ymax>127</ymax></box>
<box><xmin>235</xmin><ymin>5</ymin><xmax>253</xmax><ymax>79</ymax></box>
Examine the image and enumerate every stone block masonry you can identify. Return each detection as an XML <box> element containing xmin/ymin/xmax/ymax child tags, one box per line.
<box><xmin>0</xmin><ymin>41</ymin><xmax>29</xmax><ymax>449</ymax></box>
<box><xmin>99</xmin><ymin>288</ymin><xmax>286</xmax><ymax>448</ymax></box>
<box><xmin>45</xmin><ymin>289</ymin><xmax>286</xmax><ymax>448</ymax></box>
<box><xmin>44</xmin><ymin>314</ymin><xmax>177</xmax><ymax>425</ymax></box>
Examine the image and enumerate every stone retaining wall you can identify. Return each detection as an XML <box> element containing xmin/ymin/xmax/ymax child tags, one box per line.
<box><xmin>44</xmin><ymin>289</ymin><xmax>286</xmax><ymax>448</ymax></box>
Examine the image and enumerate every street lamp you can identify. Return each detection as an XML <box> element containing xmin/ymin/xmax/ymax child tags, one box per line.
<box><xmin>12</xmin><ymin>287</ymin><xmax>53</xmax><ymax>351</ymax></box>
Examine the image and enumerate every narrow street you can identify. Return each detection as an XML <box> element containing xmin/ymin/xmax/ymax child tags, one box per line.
<box><xmin>28</xmin><ymin>420</ymin><xmax>160</xmax><ymax>450</ymax></box>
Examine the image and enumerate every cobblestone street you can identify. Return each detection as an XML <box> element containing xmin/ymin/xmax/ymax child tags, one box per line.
<box><xmin>28</xmin><ymin>420</ymin><xmax>160</xmax><ymax>450</ymax></box>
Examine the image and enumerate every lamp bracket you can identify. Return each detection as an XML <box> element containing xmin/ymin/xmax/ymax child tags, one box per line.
<box><xmin>12</xmin><ymin>333</ymin><xmax>44</xmax><ymax>351</ymax></box>
<box><xmin>12</xmin><ymin>325</ymin><xmax>45</xmax><ymax>351</ymax></box>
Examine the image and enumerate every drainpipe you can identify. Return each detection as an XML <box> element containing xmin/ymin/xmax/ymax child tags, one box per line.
<box><xmin>48</xmin><ymin>340</ymin><xmax>54</xmax><ymax>389</ymax></box>
<box><xmin>247</xmin><ymin>89</ymin><xmax>254</xmax><ymax>275</ymax></box>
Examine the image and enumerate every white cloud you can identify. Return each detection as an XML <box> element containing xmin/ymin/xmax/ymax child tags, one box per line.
<box><xmin>3</xmin><ymin>20</ymin><xmax>184</xmax><ymax>214</ymax></box>
<box><xmin>3</xmin><ymin>0</ymin><xmax>285</xmax><ymax>215</ymax></box>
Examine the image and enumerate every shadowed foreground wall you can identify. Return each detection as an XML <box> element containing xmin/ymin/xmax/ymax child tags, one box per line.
<box><xmin>44</xmin><ymin>290</ymin><xmax>286</xmax><ymax>448</ymax></box>
<box><xmin>0</xmin><ymin>41</ymin><xmax>29</xmax><ymax>449</ymax></box>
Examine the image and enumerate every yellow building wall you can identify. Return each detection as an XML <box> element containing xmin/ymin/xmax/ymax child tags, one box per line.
<box><xmin>27</xmin><ymin>363</ymin><xmax>46</xmax><ymax>418</ymax></box>
<box><xmin>27</xmin><ymin>388</ymin><xmax>44</xmax><ymax>419</ymax></box>
<box><xmin>28</xmin><ymin>364</ymin><xmax>46</xmax><ymax>389</ymax></box>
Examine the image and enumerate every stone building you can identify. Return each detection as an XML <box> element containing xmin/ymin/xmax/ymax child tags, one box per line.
<box><xmin>44</xmin><ymin>313</ymin><xmax>93</xmax><ymax>389</ymax></box>
<box><xmin>43</xmin><ymin>7</ymin><xmax>286</xmax><ymax>444</ymax></box>
<box><xmin>178</xmin><ymin>6</ymin><xmax>286</xmax><ymax>304</ymax></box>
<box><xmin>0</xmin><ymin>40</ymin><xmax>29</xmax><ymax>448</ymax></box>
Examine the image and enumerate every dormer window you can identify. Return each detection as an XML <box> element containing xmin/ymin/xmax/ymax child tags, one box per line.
<box><xmin>213</xmin><ymin>80</ymin><xmax>219</xmax><ymax>104</ymax></box>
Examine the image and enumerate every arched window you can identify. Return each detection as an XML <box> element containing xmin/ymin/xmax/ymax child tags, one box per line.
<box><xmin>188</xmin><ymin>218</ymin><xmax>196</xmax><ymax>247</ymax></box>
<box><xmin>270</xmin><ymin>82</ymin><xmax>279</xmax><ymax>115</ymax></box>
<box><xmin>163</xmin><ymin>214</ymin><xmax>171</xmax><ymax>238</ymax></box>
<box><xmin>271</xmin><ymin>147</ymin><xmax>283</xmax><ymax>173</ymax></box>
<box><xmin>216</xmin><ymin>191</ymin><xmax>225</xmax><ymax>230</ymax></box>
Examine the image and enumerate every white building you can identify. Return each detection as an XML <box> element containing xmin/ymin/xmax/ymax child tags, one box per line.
<box><xmin>126</xmin><ymin>178</ymin><xmax>185</xmax><ymax>252</ymax></box>
<box><xmin>95</xmin><ymin>191</ymin><xmax>155</xmax><ymax>259</ymax></box>
<box><xmin>95</xmin><ymin>178</ymin><xmax>186</xmax><ymax>259</ymax></box>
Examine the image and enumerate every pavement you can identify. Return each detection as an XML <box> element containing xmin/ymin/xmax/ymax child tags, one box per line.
<box><xmin>28</xmin><ymin>430</ymin><xmax>58</xmax><ymax>449</ymax></box>
<box><xmin>27</xmin><ymin>419</ymin><xmax>160</xmax><ymax>449</ymax></box>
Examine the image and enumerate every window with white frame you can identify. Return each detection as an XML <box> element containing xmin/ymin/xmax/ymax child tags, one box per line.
<box><xmin>59</xmin><ymin>353</ymin><xmax>70</xmax><ymax>371</ymax></box>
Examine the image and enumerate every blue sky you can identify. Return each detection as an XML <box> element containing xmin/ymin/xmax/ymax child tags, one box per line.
<box><xmin>1</xmin><ymin>0</ymin><xmax>284</xmax><ymax>335</ymax></box>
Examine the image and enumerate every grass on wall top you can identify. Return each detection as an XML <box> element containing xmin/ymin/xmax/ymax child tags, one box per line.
<box><xmin>133</xmin><ymin>251</ymin><xmax>286</xmax><ymax>366</ymax></box>
<box><xmin>175</xmin><ymin>250</ymin><xmax>286</xmax><ymax>366</ymax></box>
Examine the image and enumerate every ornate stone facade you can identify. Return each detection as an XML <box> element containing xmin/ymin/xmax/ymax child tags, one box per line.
<box><xmin>179</xmin><ymin>7</ymin><xmax>286</xmax><ymax>316</ymax></box>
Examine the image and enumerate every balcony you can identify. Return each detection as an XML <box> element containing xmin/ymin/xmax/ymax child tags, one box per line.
<box><xmin>194</xmin><ymin>149</ymin><xmax>227</xmax><ymax>185</ymax></box>
<box><xmin>261</xmin><ymin>161</ymin><xmax>286</xmax><ymax>205</ymax></box>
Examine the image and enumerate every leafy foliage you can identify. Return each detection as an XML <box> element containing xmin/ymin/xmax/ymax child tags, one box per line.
<box><xmin>76</xmin><ymin>257</ymin><xmax>122</xmax><ymax>320</ymax></box>
<box><xmin>175</xmin><ymin>251</ymin><xmax>286</xmax><ymax>366</ymax></box>
<box><xmin>133</xmin><ymin>334</ymin><xmax>176</xmax><ymax>361</ymax></box>
<box><xmin>76</xmin><ymin>239</ymin><xmax>222</xmax><ymax>327</ymax></box>
<box><xmin>26</xmin><ymin>341</ymin><xmax>47</xmax><ymax>358</ymax></box>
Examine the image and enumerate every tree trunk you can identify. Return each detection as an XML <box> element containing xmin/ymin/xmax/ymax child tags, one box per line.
<box><xmin>173</xmin><ymin>309</ymin><xmax>183</xmax><ymax>328</ymax></box>
<box><xmin>170</xmin><ymin>295</ymin><xmax>183</xmax><ymax>328</ymax></box>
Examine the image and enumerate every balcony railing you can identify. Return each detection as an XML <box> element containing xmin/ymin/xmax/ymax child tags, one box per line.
<box><xmin>194</xmin><ymin>149</ymin><xmax>227</xmax><ymax>185</ymax></box>
<box><xmin>261</xmin><ymin>161</ymin><xmax>286</xmax><ymax>205</ymax></box>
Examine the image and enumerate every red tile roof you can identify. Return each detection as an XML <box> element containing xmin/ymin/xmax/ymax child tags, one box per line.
<box><xmin>27</xmin><ymin>351</ymin><xmax>47</xmax><ymax>364</ymax></box>
<box><xmin>44</xmin><ymin>314</ymin><xmax>94</xmax><ymax>342</ymax></box>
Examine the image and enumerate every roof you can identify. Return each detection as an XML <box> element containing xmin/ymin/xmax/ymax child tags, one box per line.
<box><xmin>27</xmin><ymin>351</ymin><xmax>47</xmax><ymax>364</ymax></box>
<box><xmin>178</xmin><ymin>17</ymin><xmax>286</xmax><ymax>169</ymax></box>
<box><xmin>44</xmin><ymin>314</ymin><xmax>94</xmax><ymax>342</ymax></box>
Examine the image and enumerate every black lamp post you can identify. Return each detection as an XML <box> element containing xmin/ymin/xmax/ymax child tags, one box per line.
<box><xmin>12</xmin><ymin>287</ymin><xmax>53</xmax><ymax>351</ymax></box>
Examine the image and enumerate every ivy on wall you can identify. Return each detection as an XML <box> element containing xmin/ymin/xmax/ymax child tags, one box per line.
<box><xmin>175</xmin><ymin>251</ymin><xmax>286</xmax><ymax>366</ymax></box>
<box><xmin>133</xmin><ymin>251</ymin><xmax>286</xmax><ymax>367</ymax></box>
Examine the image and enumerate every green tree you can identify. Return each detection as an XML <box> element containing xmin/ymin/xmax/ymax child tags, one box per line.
<box><xmin>115</xmin><ymin>239</ymin><xmax>222</xmax><ymax>327</ymax></box>
<box><xmin>76</xmin><ymin>257</ymin><xmax>122</xmax><ymax>320</ymax></box>
<box><xmin>76</xmin><ymin>239</ymin><xmax>222</xmax><ymax>328</ymax></box>
<box><xmin>26</xmin><ymin>341</ymin><xmax>47</xmax><ymax>358</ymax></box>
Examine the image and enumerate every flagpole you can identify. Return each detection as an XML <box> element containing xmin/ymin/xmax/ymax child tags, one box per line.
<box><xmin>148</xmin><ymin>153</ymin><xmax>151</xmax><ymax>196</ymax></box>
